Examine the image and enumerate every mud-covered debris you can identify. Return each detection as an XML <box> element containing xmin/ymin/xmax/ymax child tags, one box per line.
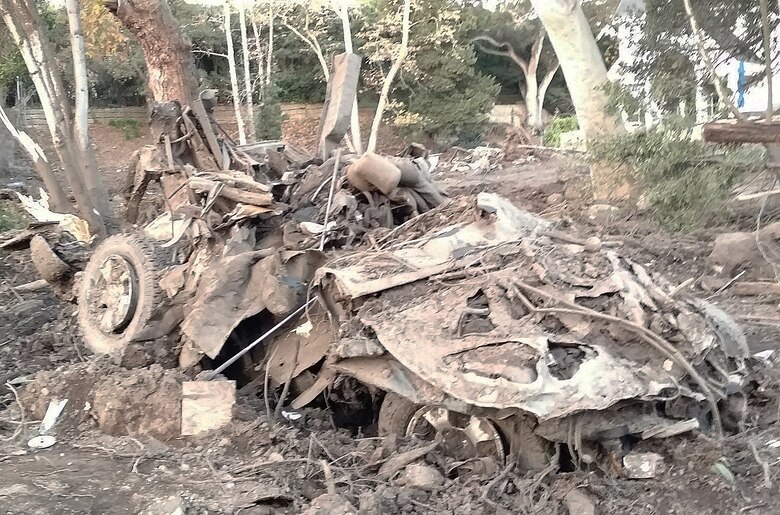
<box><xmin>398</xmin><ymin>463</ymin><xmax>445</xmax><ymax>491</ymax></box>
<box><xmin>623</xmin><ymin>452</ymin><xmax>664</xmax><ymax>479</ymax></box>
<box><xmin>563</xmin><ymin>488</ymin><xmax>597</xmax><ymax>515</ymax></box>
<box><xmin>181</xmin><ymin>380</ymin><xmax>236</xmax><ymax>436</ymax></box>
<box><xmin>302</xmin><ymin>493</ymin><xmax>357</xmax><ymax>515</ymax></box>
<box><xmin>707</xmin><ymin>222</ymin><xmax>780</xmax><ymax>281</ymax></box>
<box><xmin>140</xmin><ymin>496</ymin><xmax>186</xmax><ymax>515</ymax></box>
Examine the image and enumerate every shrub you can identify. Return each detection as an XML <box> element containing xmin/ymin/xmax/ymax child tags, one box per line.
<box><xmin>254</xmin><ymin>84</ymin><xmax>285</xmax><ymax>141</ymax></box>
<box><xmin>543</xmin><ymin>116</ymin><xmax>579</xmax><ymax>147</ymax></box>
<box><xmin>0</xmin><ymin>201</ymin><xmax>27</xmax><ymax>232</ymax></box>
<box><xmin>108</xmin><ymin>118</ymin><xmax>142</xmax><ymax>140</ymax></box>
<box><xmin>589</xmin><ymin>122</ymin><xmax>763</xmax><ymax>230</ymax></box>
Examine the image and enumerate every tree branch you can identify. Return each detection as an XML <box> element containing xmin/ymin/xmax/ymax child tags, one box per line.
<box><xmin>472</xmin><ymin>35</ymin><xmax>529</xmax><ymax>76</ymax></box>
<box><xmin>282</xmin><ymin>21</ymin><xmax>329</xmax><ymax>80</ymax></box>
<box><xmin>367</xmin><ymin>0</ymin><xmax>411</xmax><ymax>154</ymax></box>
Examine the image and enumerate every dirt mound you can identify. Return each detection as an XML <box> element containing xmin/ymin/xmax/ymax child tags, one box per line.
<box><xmin>22</xmin><ymin>363</ymin><xmax>185</xmax><ymax>439</ymax></box>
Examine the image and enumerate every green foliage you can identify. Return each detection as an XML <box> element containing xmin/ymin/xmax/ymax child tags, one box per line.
<box><xmin>543</xmin><ymin>117</ymin><xmax>579</xmax><ymax>147</ymax></box>
<box><xmin>254</xmin><ymin>84</ymin><xmax>284</xmax><ymax>140</ymax></box>
<box><xmin>0</xmin><ymin>201</ymin><xmax>27</xmax><ymax>232</ymax></box>
<box><xmin>108</xmin><ymin>118</ymin><xmax>142</xmax><ymax>140</ymax></box>
<box><xmin>361</xmin><ymin>0</ymin><xmax>499</xmax><ymax>146</ymax></box>
<box><xmin>589</xmin><ymin>122</ymin><xmax>763</xmax><ymax>230</ymax></box>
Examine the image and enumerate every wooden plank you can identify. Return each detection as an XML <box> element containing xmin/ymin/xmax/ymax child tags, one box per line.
<box><xmin>702</xmin><ymin>121</ymin><xmax>780</xmax><ymax>144</ymax></box>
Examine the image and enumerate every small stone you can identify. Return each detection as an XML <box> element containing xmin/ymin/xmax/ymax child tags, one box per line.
<box><xmin>587</xmin><ymin>204</ymin><xmax>618</xmax><ymax>225</ymax></box>
<box><xmin>142</xmin><ymin>495</ymin><xmax>186</xmax><ymax>515</ymax></box>
<box><xmin>623</xmin><ymin>452</ymin><xmax>664</xmax><ymax>479</ymax></box>
<box><xmin>584</xmin><ymin>236</ymin><xmax>602</xmax><ymax>252</ymax></box>
<box><xmin>181</xmin><ymin>380</ymin><xmax>236</xmax><ymax>436</ymax></box>
<box><xmin>268</xmin><ymin>452</ymin><xmax>284</xmax><ymax>462</ymax></box>
<box><xmin>546</xmin><ymin>193</ymin><xmax>564</xmax><ymax>205</ymax></box>
<box><xmin>564</xmin><ymin>489</ymin><xmax>596</xmax><ymax>515</ymax></box>
<box><xmin>398</xmin><ymin>463</ymin><xmax>444</xmax><ymax>491</ymax></box>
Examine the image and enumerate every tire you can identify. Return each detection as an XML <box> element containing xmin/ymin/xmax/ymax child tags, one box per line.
<box><xmin>78</xmin><ymin>234</ymin><xmax>169</xmax><ymax>355</ymax></box>
<box><xmin>377</xmin><ymin>392</ymin><xmax>420</xmax><ymax>436</ymax></box>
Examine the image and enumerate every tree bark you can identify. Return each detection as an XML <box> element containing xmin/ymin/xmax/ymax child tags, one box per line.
<box><xmin>239</xmin><ymin>7</ymin><xmax>256</xmax><ymax>141</ymax></box>
<box><xmin>529</xmin><ymin>0</ymin><xmax>622</xmax><ymax>142</ymax></box>
<box><xmin>105</xmin><ymin>0</ymin><xmax>196</xmax><ymax>104</ymax></box>
<box><xmin>759</xmin><ymin>0</ymin><xmax>774</xmax><ymax>122</ymax></box>
<box><xmin>66</xmin><ymin>0</ymin><xmax>111</xmax><ymax>228</ymax></box>
<box><xmin>367</xmin><ymin>0</ymin><xmax>411</xmax><ymax>154</ymax></box>
<box><xmin>224</xmin><ymin>4</ymin><xmax>247</xmax><ymax>145</ymax></box>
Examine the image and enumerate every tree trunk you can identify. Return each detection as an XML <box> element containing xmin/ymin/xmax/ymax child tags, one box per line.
<box><xmin>224</xmin><ymin>4</ymin><xmax>247</xmax><ymax>145</ymax></box>
<box><xmin>367</xmin><ymin>0</ymin><xmax>411</xmax><ymax>154</ymax></box>
<box><xmin>250</xmin><ymin>15</ymin><xmax>265</xmax><ymax>101</ymax></box>
<box><xmin>266</xmin><ymin>0</ymin><xmax>273</xmax><ymax>86</ymax></box>
<box><xmin>524</xmin><ymin>78</ymin><xmax>542</xmax><ymax>132</ymax></box>
<box><xmin>239</xmin><ymin>7</ymin><xmax>256</xmax><ymax>141</ymax></box>
<box><xmin>338</xmin><ymin>5</ymin><xmax>362</xmax><ymax>154</ymax></box>
<box><xmin>529</xmin><ymin>0</ymin><xmax>622</xmax><ymax>142</ymax></box>
<box><xmin>66</xmin><ymin>0</ymin><xmax>111</xmax><ymax>228</ymax></box>
<box><xmin>105</xmin><ymin>0</ymin><xmax>196</xmax><ymax>104</ymax></box>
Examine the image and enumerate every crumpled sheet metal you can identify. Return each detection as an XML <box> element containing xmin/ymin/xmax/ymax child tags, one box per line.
<box><xmin>316</xmin><ymin>193</ymin><xmax>552</xmax><ymax>298</ymax></box>
<box><xmin>180</xmin><ymin>250</ymin><xmax>324</xmax><ymax>358</ymax></box>
<box><xmin>319</xmin><ymin>195</ymin><xmax>735</xmax><ymax>421</ymax></box>
<box><xmin>357</xmin><ymin>280</ymin><xmax>660</xmax><ymax>421</ymax></box>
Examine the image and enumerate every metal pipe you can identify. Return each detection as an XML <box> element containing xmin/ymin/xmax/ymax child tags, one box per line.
<box><xmin>206</xmin><ymin>297</ymin><xmax>316</xmax><ymax>380</ymax></box>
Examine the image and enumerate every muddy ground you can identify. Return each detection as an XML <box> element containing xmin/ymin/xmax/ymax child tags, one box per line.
<box><xmin>2</xmin><ymin>150</ymin><xmax>780</xmax><ymax>514</ymax></box>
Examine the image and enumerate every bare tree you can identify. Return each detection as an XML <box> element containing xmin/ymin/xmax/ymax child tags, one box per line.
<box><xmin>239</xmin><ymin>6</ymin><xmax>256</xmax><ymax>141</ymax></box>
<box><xmin>225</xmin><ymin>3</ymin><xmax>248</xmax><ymax>145</ymax></box>
<box><xmin>529</xmin><ymin>0</ymin><xmax>622</xmax><ymax>142</ymax></box>
<box><xmin>367</xmin><ymin>0</ymin><xmax>411</xmax><ymax>154</ymax></box>
<box><xmin>1</xmin><ymin>0</ymin><xmax>106</xmax><ymax>234</ymax></box>
<box><xmin>474</xmin><ymin>30</ymin><xmax>560</xmax><ymax>133</ymax></box>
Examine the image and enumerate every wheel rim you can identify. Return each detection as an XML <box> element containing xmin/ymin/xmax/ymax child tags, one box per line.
<box><xmin>406</xmin><ymin>407</ymin><xmax>505</xmax><ymax>464</ymax></box>
<box><xmin>91</xmin><ymin>255</ymin><xmax>139</xmax><ymax>334</ymax></box>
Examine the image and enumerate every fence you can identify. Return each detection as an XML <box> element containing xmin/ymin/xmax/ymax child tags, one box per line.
<box><xmin>10</xmin><ymin>103</ymin><xmax>330</xmax><ymax>129</ymax></box>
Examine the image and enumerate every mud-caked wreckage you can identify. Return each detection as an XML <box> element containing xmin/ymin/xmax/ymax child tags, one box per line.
<box><xmin>12</xmin><ymin>53</ymin><xmax>751</xmax><ymax>472</ymax></box>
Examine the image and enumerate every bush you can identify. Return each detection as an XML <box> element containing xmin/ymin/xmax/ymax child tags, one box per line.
<box><xmin>0</xmin><ymin>201</ymin><xmax>27</xmax><ymax>232</ymax></box>
<box><xmin>589</xmin><ymin>123</ymin><xmax>763</xmax><ymax>230</ymax></box>
<box><xmin>108</xmin><ymin>118</ymin><xmax>142</xmax><ymax>140</ymax></box>
<box><xmin>254</xmin><ymin>85</ymin><xmax>285</xmax><ymax>141</ymax></box>
<box><xmin>543</xmin><ymin>116</ymin><xmax>579</xmax><ymax>147</ymax></box>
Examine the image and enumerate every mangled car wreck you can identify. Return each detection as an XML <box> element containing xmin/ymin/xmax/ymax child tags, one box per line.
<box><xmin>15</xmin><ymin>76</ymin><xmax>747</xmax><ymax>474</ymax></box>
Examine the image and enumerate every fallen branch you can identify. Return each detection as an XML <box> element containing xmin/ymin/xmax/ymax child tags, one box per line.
<box><xmin>376</xmin><ymin>437</ymin><xmax>440</xmax><ymax>480</ymax></box>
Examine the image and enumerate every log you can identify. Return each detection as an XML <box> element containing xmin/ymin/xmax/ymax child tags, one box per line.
<box><xmin>188</xmin><ymin>177</ymin><xmax>274</xmax><ymax>206</ymax></box>
<box><xmin>702</xmin><ymin>121</ymin><xmax>780</xmax><ymax>144</ymax></box>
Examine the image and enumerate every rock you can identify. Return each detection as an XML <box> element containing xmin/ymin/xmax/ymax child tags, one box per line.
<box><xmin>707</xmin><ymin>223</ymin><xmax>780</xmax><ymax>280</ymax></box>
<box><xmin>559</xmin><ymin>130</ymin><xmax>586</xmax><ymax>151</ymax></box>
<box><xmin>301</xmin><ymin>493</ymin><xmax>357</xmax><ymax>515</ymax></box>
<box><xmin>397</xmin><ymin>463</ymin><xmax>444</xmax><ymax>491</ymax></box>
<box><xmin>584</xmin><ymin>236</ymin><xmax>602</xmax><ymax>253</ymax></box>
<box><xmin>181</xmin><ymin>380</ymin><xmax>236</xmax><ymax>436</ymax></box>
<box><xmin>564</xmin><ymin>488</ymin><xmax>597</xmax><ymax>515</ymax></box>
<box><xmin>546</xmin><ymin>193</ymin><xmax>564</xmax><ymax>205</ymax></box>
<box><xmin>587</xmin><ymin>204</ymin><xmax>618</xmax><ymax>225</ymax></box>
<box><xmin>623</xmin><ymin>452</ymin><xmax>664</xmax><ymax>479</ymax></box>
<box><xmin>141</xmin><ymin>496</ymin><xmax>186</xmax><ymax>515</ymax></box>
<box><xmin>29</xmin><ymin>235</ymin><xmax>70</xmax><ymax>283</ymax></box>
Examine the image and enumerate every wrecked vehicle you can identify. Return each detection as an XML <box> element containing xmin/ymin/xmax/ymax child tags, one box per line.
<box><xmin>16</xmin><ymin>73</ymin><xmax>744</xmax><ymax>471</ymax></box>
<box><xmin>75</xmin><ymin>179</ymin><xmax>748</xmax><ymax>471</ymax></box>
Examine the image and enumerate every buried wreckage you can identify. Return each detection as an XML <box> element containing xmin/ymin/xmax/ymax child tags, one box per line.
<box><xmin>19</xmin><ymin>85</ymin><xmax>750</xmax><ymax>473</ymax></box>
